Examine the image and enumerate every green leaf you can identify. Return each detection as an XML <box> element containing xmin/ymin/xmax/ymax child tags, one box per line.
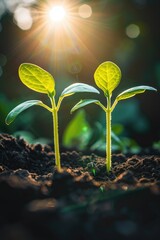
<box><xmin>63</xmin><ymin>109</ymin><xmax>92</xmax><ymax>149</ymax></box>
<box><xmin>71</xmin><ymin>99</ymin><xmax>100</xmax><ymax>113</ymax></box>
<box><xmin>94</xmin><ymin>61</ymin><xmax>121</xmax><ymax>96</ymax></box>
<box><xmin>19</xmin><ymin>63</ymin><xmax>55</xmax><ymax>95</ymax></box>
<box><xmin>5</xmin><ymin>100</ymin><xmax>43</xmax><ymax>125</ymax></box>
<box><xmin>60</xmin><ymin>83</ymin><xmax>100</xmax><ymax>97</ymax></box>
<box><xmin>116</xmin><ymin>85</ymin><xmax>157</xmax><ymax>102</ymax></box>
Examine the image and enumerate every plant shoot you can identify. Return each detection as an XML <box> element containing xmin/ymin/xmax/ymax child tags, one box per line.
<box><xmin>5</xmin><ymin>63</ymin><xmax>99</xmax><ymax>171</ymax></box>
<box><xmin>71</xmin><ymin>61</ymin><xmax>157</xmax><ymax>173</ymax></box>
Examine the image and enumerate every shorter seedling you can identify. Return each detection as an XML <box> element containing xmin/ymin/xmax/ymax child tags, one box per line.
<box><xmin>5</xmin><ymin>63</ymin><xmax>99</xmax><ymax>171</ymax></box>
<box><xmin>71</xmin><ymin>61</ymin><xmax>157</xmax><ymax>173</ymax></box>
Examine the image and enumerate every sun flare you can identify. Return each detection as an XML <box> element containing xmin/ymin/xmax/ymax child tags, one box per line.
<box><xmin>48</xmin><ymin>5</ymin><xmax>66</xmax><ymax>22</ymax></box>
<box><xmin>25</xmin><ymin>1</ymin><xmax>97</xmax><ymax>69</ymax></box>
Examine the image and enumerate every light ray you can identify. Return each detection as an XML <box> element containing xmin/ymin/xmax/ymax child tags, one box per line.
<box><xmin>10</xmin><ymin>1</ymin><xmax>102</xmax><ymax>78</ymax></box>
<box><xmin>48</xmin><ymin>5</ymin><xmax>66</xmax><ymax>22</ymax></box>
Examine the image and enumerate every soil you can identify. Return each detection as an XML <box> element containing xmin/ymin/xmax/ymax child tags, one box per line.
<box><xmin>0</xmin><ymin>133</ymin><xmax>160</xmax><ymax>240</ymax></box>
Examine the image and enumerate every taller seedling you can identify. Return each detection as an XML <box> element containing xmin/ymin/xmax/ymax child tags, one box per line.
<box><xmin>5</xmin><ymin>63</ymin><xmax>99</xmax><ymax>171</ymax></box>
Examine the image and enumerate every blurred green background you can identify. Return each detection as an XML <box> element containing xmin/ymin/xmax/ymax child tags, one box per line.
<box><xmin>0</xmin><ymin>0</ymin><xmax>159</xmax><ymax>150</ymax></box>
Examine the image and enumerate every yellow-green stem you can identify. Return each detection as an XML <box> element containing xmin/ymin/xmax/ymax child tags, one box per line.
<box><xmin>52</xmin><ymin>108</ymin><xmax>61</xmax><ymax>171</ymax></box>
<box><xmin>106</xmin><ymin>96</ymin><xmax>112</xmax><ymax>172</ymax></box>
<box><xmin>50</xmin><ymin>96</ymin><xmax>61</xmax><ymax>171</ymax></box>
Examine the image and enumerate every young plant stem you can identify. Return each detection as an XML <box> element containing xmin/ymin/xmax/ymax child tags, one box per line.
<box><xmin>50</xmin><ymin>97</ymin><xmax>61</xmax><ymax>171</ymax></box>
<box><xmin>106</xmin><ymin>96</ymin><xmax>112</xmax><ymax>173</ymax></box>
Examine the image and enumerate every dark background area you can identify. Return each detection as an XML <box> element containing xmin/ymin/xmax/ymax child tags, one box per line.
<box><xmin>0</xmin><ymin>0</ymin><xmax>159</xmax><ymax>148</ymax></box>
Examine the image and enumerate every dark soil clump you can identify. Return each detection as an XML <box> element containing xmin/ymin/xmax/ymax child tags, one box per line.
<box><xmin>0</xmin><ymin>133</ymin><xmax>160</xmax><ymax>240</ymax></box>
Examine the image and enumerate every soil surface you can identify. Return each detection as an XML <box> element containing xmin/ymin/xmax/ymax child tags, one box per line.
<box><xmin>0</xmin><ymin>133</ymin><xmax>160</xmax><ymax>240</ymax></box>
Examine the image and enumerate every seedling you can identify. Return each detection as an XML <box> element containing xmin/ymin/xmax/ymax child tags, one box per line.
<box><xmin>5</xmin><ymin>63</ymin><xmax>99</xmax><ymax>171</ymax></box>
<box><xmin>71</xmin><ymin>61</ymin><xmax>157</xmax><ymax>173</ymax></box>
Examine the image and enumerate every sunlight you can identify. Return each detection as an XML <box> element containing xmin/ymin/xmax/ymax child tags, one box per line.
<box><xmin>19</xmin><ymin>1</ymin><xmax>98</xmax><ymax>70</ymax></box>
<box><xmin>48</xmin><ymin>5</ymin><xmax>66</xmax><ymax>23</ymax></box>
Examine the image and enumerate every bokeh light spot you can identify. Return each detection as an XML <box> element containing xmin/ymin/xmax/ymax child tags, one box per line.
<box><xmin>14</xmin><ymin>6</ymin><xmax>33</xmax><ymax>30</ymax></box>
<box><xmin>126</xmin><ymin>24</ymin><xmax>140</xmax><ymax>38</ymax></box>
<box><xmin>78</xmin><ymin>4</ymin><xmax>92</xmax><ymax>19</ymax></box>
